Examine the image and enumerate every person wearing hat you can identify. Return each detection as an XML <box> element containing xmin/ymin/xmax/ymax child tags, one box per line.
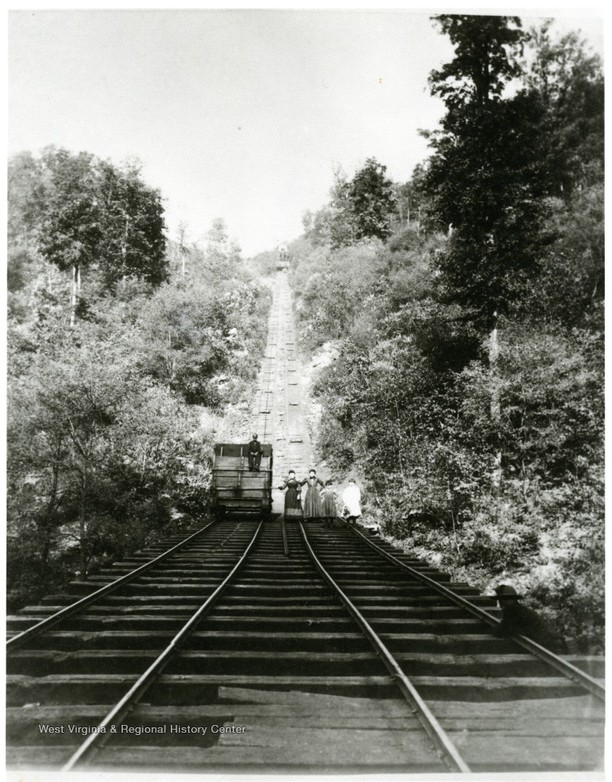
<box><xmin>247</xmin><ymin>434</ymin><xmax>263</xmax><ymax>472</ymax></box>
<box><xmin>494</xmin><ymin>584</ymin><xmax>567</xmax><ymax>654</ymax></box>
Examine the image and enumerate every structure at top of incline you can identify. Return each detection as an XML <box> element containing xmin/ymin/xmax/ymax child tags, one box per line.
<box><xmin>277</xmin><ymin>244</ymin><xmax>290</xmax><ymax>270</ymax></box>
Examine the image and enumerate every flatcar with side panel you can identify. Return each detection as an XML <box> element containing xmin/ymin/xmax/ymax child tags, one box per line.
<box><xmin>211</xmin><ymin>442</ymin><xmax>273</xmax><ymax>518</ymax></box>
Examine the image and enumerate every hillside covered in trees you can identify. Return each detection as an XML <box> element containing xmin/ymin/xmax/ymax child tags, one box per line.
<box><xmin>283</xmin><ymin>17</ymin><xmax>604</xmax><ymax>651</ymax></box>
<box><xmin>7</xmin><ymin>148</ymin><xmax>271</xmax><ymax>609</ymax></box>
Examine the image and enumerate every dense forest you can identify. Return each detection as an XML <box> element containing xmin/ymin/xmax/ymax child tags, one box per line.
<box><xmin>280</xmin><ymin>17</ymin><xmax>604</xmax><ymax>651</ymax></box>
<box><xmin>7</xmin><ymin>149</ymin><xmax>271</xmax><ymax>609</ymax></box>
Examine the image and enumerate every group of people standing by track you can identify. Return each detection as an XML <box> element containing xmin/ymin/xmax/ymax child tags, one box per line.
<box><xmin>278</xmin><ymin>469</ymin><xmax>362</xmax><ymax>527</ymax></box>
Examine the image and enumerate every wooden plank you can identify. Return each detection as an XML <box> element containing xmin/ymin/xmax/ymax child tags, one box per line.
<box><xmin>443</xmin><ymin>720</ymin><xmax>604</xmax><ymax>737</ymax></box>
<box><xmin>457</xmin><ymin>735</ymin><xmax>603</xmax><ymax>770</ymax></box>
<box><xmin>99</xmin><ymin>730</ymin><xmax>443</xmax><ymax>767</ymax></box>
<box><xmin>6</xmin><ymin>704</ymin><xmax>418</xmax><ymax>728</ymax></box>
<box><xmin>429</xmin><ymin>695</ymin><xmax>605</xmax><ymax>719</ymax></box>
<box><xmin>6</xmin><ymin>741</ymin><xmax>445</xmax><ymax>771</ymax></box>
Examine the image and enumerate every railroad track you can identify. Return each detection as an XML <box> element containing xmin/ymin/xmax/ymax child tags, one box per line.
<box><xmin>6</xmin><ymin>519</ymin><xmax>261</xmax><ymax>768</ymax></box>
<box><xmin>302</xmin><ymin>520</ymin><xmax>604</xmax><ymax>771</ymax></box>
<box><xmin>6</xmin><ymin>516</ymin><xmax>604</xmax><ymax>772</ymax></box>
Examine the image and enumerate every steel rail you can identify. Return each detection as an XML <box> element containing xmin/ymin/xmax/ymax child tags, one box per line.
<box><xmin>299</xmin><ymin>521</ymin><xmax>471</xmax><ymax>773</ymax></box>
<box><xmin>281</xmin><ymin>513</ymin><xmax>290</xmax><ymax>557</ymax></box>
<box><xmin>345</xmin><ymin>521</ymin><xmax>605</xmax><ymax>702</ymax></box>
<box><xmin>62</xmin><ymin>518</ymin><xmax>264</xmax><ymax>771</ymax></box>
<box><xmin>7</xmin><ymin>520</ymin><xmax>219</xmax><ymax>651</ymax></box>
<box><xmin>256</xmin><ymin>304</ymin><xmax>278</xmax><ymax>444</ymax></box>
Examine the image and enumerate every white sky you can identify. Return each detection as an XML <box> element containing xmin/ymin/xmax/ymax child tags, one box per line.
<box><xmin>8</xmin><ymin>7</ymin><xmax>605</xmax><ymax>256</ymax></box>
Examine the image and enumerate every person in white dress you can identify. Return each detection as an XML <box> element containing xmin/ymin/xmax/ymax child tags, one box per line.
<box><xmin>342</xmin><ymin>478</ymin><xmax>362</xmax><ymax>527</ymax></box>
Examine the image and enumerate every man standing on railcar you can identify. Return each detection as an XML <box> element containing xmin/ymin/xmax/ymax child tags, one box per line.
<box><xmin>247</xmin><ymin>434</ymin><xmax>263</xmax><ymax>472</ymax></box>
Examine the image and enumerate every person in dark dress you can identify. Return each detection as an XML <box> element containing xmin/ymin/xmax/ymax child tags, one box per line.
<box><xmin>494</xmin><ymin>584</ymin><xmax>567</xmax><ymax>654</ymax></box>
<box><xmin>321</xmin><ymin>479</ymin><xmax>337</xmax><ymax>528</ymax></box>
<box><xmin>247</xmin><ymin>434</ymin><xmax>263</xmax><ymax>471</ymax></box>
<box><xmin>300</xmin><ymin>470</ymin><xmax>324</xmax><ymax>520</ymax></box>
<box><xmin>278</xmin><ymin>470</ymin><xmax>302</xmax><ymax>519</ymax></box>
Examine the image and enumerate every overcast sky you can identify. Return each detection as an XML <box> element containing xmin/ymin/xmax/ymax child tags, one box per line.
<box><xmin>8</xmin><ymin>8</ymin><xmax>604</xmax><ymax>257</ymax></box>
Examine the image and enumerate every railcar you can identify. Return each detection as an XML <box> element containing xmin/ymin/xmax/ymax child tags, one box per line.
<box><xmin>211</xmin><ymin>442</ymin><xmax>273</xmax><ymax>518</ymax></box>
<box><xmin>277</xmin><ymin>245</ymin><xmax>290</xmax><ymax>270</ymax></box>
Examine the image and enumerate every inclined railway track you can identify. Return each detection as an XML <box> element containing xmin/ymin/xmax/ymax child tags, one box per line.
<box><xmin>301</xmin><ymin>520</ymin><xmax>604</xmax><ymax>771</ymax></box>
<box><xmin>6</xmin><ymin>516</ymin><xmax>604</xmax><ymax>772</ymax></box>
<box><xmin>8</xmin><ymin>521</ymin><xmax>218</xmax><ymax>651</ymax></box>
<box><xmin>61</xmin><ymin>519</ymin><xmax>263</xmax><ymax>769</ymax></box>
<box><xmin>6</xmin><ymin>519</ymin><xmax>262</xmax><ymax>767</ymax></box>
<box><xmin>346</xmin><ymin>521</ymin><xmax>605</xmax><ymax>701</ymax></box>
<box><xmin>299</xmin><ymin>520</ymin><xmax>470</xmax><ymax>772</ymax></box>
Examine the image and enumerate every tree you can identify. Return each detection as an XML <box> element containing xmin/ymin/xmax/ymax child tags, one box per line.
<box><xmin>8</xmin><ymin>153</ymin><xmax>45</xmax><ymax>316</ymax></box>
<box><xmin>8</xmin><ymin>319</ymin><xmax>134</xmax><ymax>576</ymax></box>
<box><xmin>97</xmin><ymin>159</ymin><xmax>168</xmax><ymax>289</ymax></box>
<box><xmin>393</xmin><ymin>163</ymin><xmax>429</xmax><ymax>231</ymax></box>
<box><xmin>15</xmin><ymin>149</ymin><xmax>168</xmax><ymax>323</ymax></box>
<box><xmin>520</xmin><ymin>185</ymin><xmax>604</xmax><ymax>328</ymax></box>
<box><xmin>176</xmin><ymin>221</ymin><xmax>189</xmax><ymax>279</ymax></box>
<box><xmin>36</xmin><ymin>148</ymin><xmax>102</xmax><ymax>325</ymax></box>
<box><xmin>305</xmin><ymin>161</ymin><xmax>397</xmax><ymax>249</ymax></box>
<box><xmin>347</xmin><ymin>158</ymin><xmax>397</xmax><ymax>242</ymax></box>
<box><xmin>511</xmin><ymin>23</ymin><xmax>604</xmax><ymax>328</ymax></box>
<box><xmin>524</xmin><ymin>21</ymin><xmax>604</xmax><ymax>198</ymax></box>
<box><xmin>207</xmin><ymin>216</ymin><xmax>229</xmax><ymax>245</ymax></box>
<box><xmin>7</xmin><ymin>296</ymin><xmax>212</xmax><ymax>592</ymax></box>
<box><xmin>430</xmin><ymin>15</ymin><xmax>527</xmax><ymax>109</ymax></box>
<box><xmin>328</xmin><ymin>166</ymin><xmax>356</xmax><ymax>248</ymax></box>
<box><xmin>303</xmin><ymin>206</ymin><xmax>334</xmax><ymax>247</ymax></box>
<box><xmin>203</xmin><ymin>218</ymin><xmax>242</xmax><ymax>280</ymax></box>
<box><xmin>425</xmin><ymin>16</ymin><xmax>546</xmax><ymax>325</ymax></box>
<box><xmin>8</xmin><ymin>151</ymin><xmax>43</xmax><ymax>246</ymax></box>
<box><xmin>136</xmin><ymin>284</ymin><xmax>231</xmax><ymax>406</ymax></box>
<box><xmin>424</xmin><ymin>16</ymin><xmax>550</xmax><ymax>499</ymax></box>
